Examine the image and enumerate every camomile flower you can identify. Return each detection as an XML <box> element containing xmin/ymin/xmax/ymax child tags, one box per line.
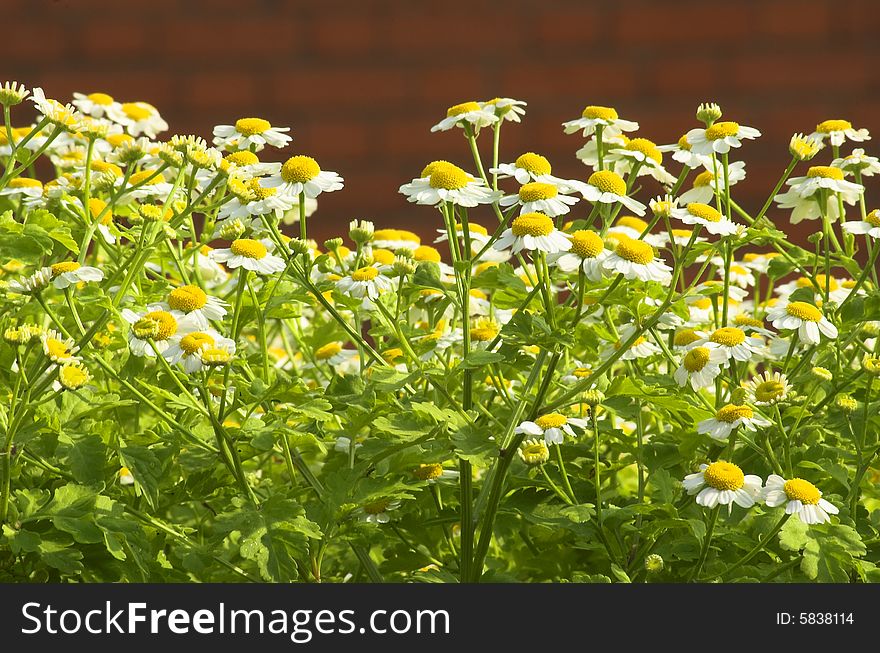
<box><xmin>602</xmin><ymin>237</ymin><xmax>672</xmax><ymax>283</ymax></box>
<box><xmin>399</xmin><ymin>160</ymin><xmax>500</xmax><ymax>207</ymax></box>
<box><xmin>494</xmin><ymin>212</ymin><xmax>571</xmax><ymax>255</ymax></box>
<box><xmin>607</xmin><ymin>215</ymin><xmax>649</xmax><ymax>240</ymax></box>
<box><xmin>518</xmin><ymin>438</ymin><xmax>550</xmax><ymax>465</ymax></box>
<box><xmin>562</xmin><ymin>105</ymin><xmax>638</xmax><ymax>137</ymax></box>
<box><xmin>730</xmin><ymin>313</ymin><xmax>774</xmax><ymax>338</ymax></box>
<box><xmin>744</xmin><ymin>370</ymin><xmax>791</xmax><ymax>405</ymax></box>
<box><xmin>481</xmin><ymin>97</ymin><xmax>527</xmax><ymax>123</ymax></box>
<box><xmin>685</xmin><ymin>121</ymin><xmax>761</xmax><ymax>155</ymax></box>
<box><xmin>574</xmin><ymin>132</ymin><xmax>627</xmax><ymax>168</ymax></box>
<box><xmin>575</xmin><ymin>170</ymin><xmax>647</xmax><ymax>216</ymax></box>
<box><xmin>212</xmin><ymin>117</ymin><xmax>292</xmax><ymax>151</ymax></box>
<box><xmin>373</xmin><ymin>228</ymin><xmax>421</xmax><ymax>250</ymax></box>
<box><xmin>603</xmin><ymin>326</ymin><xmax>661</xmax><ymax>361</ymax></box>
<box><xmin>115</xmin><ymin>167</ymin><xmax>176</xmax><ymax>201</ymax></box>
<box><xmin>106</xmin><ymin>101</ymin><xmax>168</xmax><ymax>138</ymax></box>
<box><xmin>605</xmin><ymin>137</ymin><xmax>676</xmax><ymax>184</ymax></box>
<box><xmin>164</xmin><ymin>329</ymin><xmax>235</xmax><ymax>374</ymax></box>
<box><xmin>41</xmin><ymin>329</ymin><xmax>80</xmax><ymax>364</ymax></box>
<box><xmin>313</xmin><ymin>342</ymin><xmax>360</xmax><ymax>372</ymax></box>
<box><xmin>121</xmin><ymin>305</ymin><xmax>199</xmax><ymax>357</ymax></box>
<box><xmin>658</xmin><ymin>134</ymin><xmax>712</xmax><ymax>169</ymax></box>
<box><xmin>673</xmin><ymin>345</ymin><xmax>727</xmax><ymax>390</ymax></box>
<box><xmin>412</xmin><ymin>463</ymin><xmax>460</xmax><ymax>484</ymax></box>
<box><xmin>547</xmin><ymin>229</ymin><xmax>607</xmax><ymax>281</ymax></box>
<box><xmin>773</xmin><ymin>166</ymin><xmax>862</xmax><ymax>223</ymax></box>
<box><xmin>671</xmin><ymin>202</ymin><xmax>739</xmax><ymax>236</ymax></box>
<box><xmin>832</xmin><ymin>148</ymin><xmax>880</xmax><ymax>176</ymax></box>
<box><xmin>118</xmin><ymin>467</ymin><xmax>135</xmax><ymax>486</ymax></box>
<box><xmin>761</xmin><ymin>475</ymin><xmax>839</xmax><ymax>525</ymax></box>
<box><xmin>773</xmin><ymin>274</ymin><xmax>849</xmax><ymax>305</ymax></box>
<box><xmin>48</xmin><ymin>261</ymin><xmax>103</xmax><ymax>289</ymax></box>
<box><xmin>842</xmin><ymin>208</ymin><xmax>880</xmax><ymax>239</ymax></box>
<box><xmin>209</xmin><ymin>238</ymin><xmax>286</xmax><ymax>275</ymax></box>
<box><xmin>165</xmin><ymin>284</ymin><xmax>228</xmax><ymax>328</ymax></box>
<box><xmin>469</xmin><ymin>317</ymin><xmax>501</xmax><ymax>350</ymax></box>
<box><xmin>217</xmin><ymin>177</ymin><xmax>296</xmax><ymax>222</ymax></box>
<box><xmin>431</xmin><ymin>101</ymin><xmax>498</xmax><ymax>133</ymax></box>
<box><xmin>682</xmin><ymin>461</ymin><xmax>762</xmax><ymax>511</ymax></box>
<box><xmin>0</xmin><ymin>177</ymin><xmax>44</xmax><ymax>199</ymax></box>
<box><xmin>6</xmin><ymin>267</ymin><xmax>53</xmax><ymax>294</ymax></box>
<box><xmin>499</xmin><ymin>180</ymin><xmax>581</xmax><ymax>217</ymax></box>
<box><xmin>809</xmin><ymin>119</ymin><xmax>870</xmax><ymax>147</ymax></box>
<box><xmin>560</xmin><ymin>360</ymin><xmax>593</xmax><ymax>385</ymax></box>
<box><xmin>193</xmin><ymin>245</ymin><xmax>230</xmax><ymax>288</ymax></box>
<box><xmin>262</xmin><ymin>155</ymin><xmax>343</xmax><ymax>200</ymax></box>
<box><xmin>741</xmin><ymin>252</ymin><xmax>782</xmax><ymax>275</ymax></box>
<box><xmin>336</xmin><ymin>265</ymin><xmax>394</xmax><ymax>300</ymax></box>
<box><xmin>72</xmin><ymin>92</ymin><xmax>120</xmax><ymax>118</ymax></box>
<box><xmin>696</xmin><ymin>326</ymin><xmax>762</xmax><ymax>363</ymax></box>
<box><xmin>491</xmin><ymin>152</ymin><xmax>556</xmax><ymax>184</ymax></box>
<box><xmin>697</xmin><ymin>404</ymin><xmax>771</xmax><ymax>441</ymax></box>
<box><xmin>679</xmin><ymin>161</ymin><xmax>746</xmax><ymax>205</ymax></box>
<box><xmin>52</xmin><ymin>361</ymin><xmax>92</xmax><ymax>392</ymax></box>
<box><xmin>724</xmin><ymin>263</ymin><xmax>756</xmax><ymax>289</ymax></box>
<box><xmin>221</xmin><ymin>150</ymin><xmax>281</xmax><ymax>178</ymax></box>
<box><xmin>29</xmin><ymin>88</ymin><xmax>81</xmax><ymax>131</ymax></box>
<box><xmin>358</xmin><ymin>498</ymin><xmax>401</xmax><ymax>524</ymax></box>
<box><xmin>766</xmin><ymin>300</ymin><xmax>837</xmax><ymax>345</ymax></box>
<box><xmin>672</xmin><ymin>328</ymin><xmax>706</xmax><ymax>350</ymax></box>
<box><xmin>515</xmin><ymin>412</ymin><xmax>589</xmax><ymax>446</ymax></box>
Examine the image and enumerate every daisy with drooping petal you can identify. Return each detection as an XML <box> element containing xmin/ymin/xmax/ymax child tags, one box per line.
<box><xmin>106</xmin><ymin>101</ymin><xmax>168</xmax><ymax>138</ymax></box>
<box><xmin>809</xmin><ymin>119</ymin><xmax>870</xmax><ymax>147</ymax></box>
<box><xmin>744</xmin><ymin>370</ymin><xmax>791</xmax><ymax>405</ymax></box>
<box><xmin>165</xmin><ymin>284</ymin><xmax>228</xmax><ymax>328</ymax></box>
<box><xmin>491</xmin><ymin>152</ymin><xmax>555</xmax><ymax>184</ymax></box>
<box><xmin>607</xmin><ymin>215</ymin><xmax>649</xmax><ymax>241</ymax></box>
<box><xmin>121</xmin><ymin>305</ymin><xmax>199</xmax><ymax>357</ymax></box>
<box><xmin>213</xmin><ymin>118</ymin><xmax>292</xmax><ymax>151</ymax></box>
<box><xmin>48</xmin><ymin>261</ymin><xmax>103</xmax><ymax>289</ymax></box>
<box><xmin>685</xmin><ymin>121</ymin><xmax>761</xmax><ymax>155</ymax></box>
<box><xmin>262</xmin><ymin>155</ymin><xmax>343</xmax><ymax>200</ymax></box>
<box><xmin>833</xmin><ymin>148</ymin><xmax>880</xmax><ymax>176</ymax></box>
<box><xmin>41</xmin><ymin>329</ymin><xmax>80</xmax><ymax>364</ymax></box>
<box><xmin>698</xmin><ymin>404</ymin><xmax>771</xmax><ymax>441</ymax></box>
<box><xmin>6</xmin><ymin>267</ymin><xmax>53</xmax><ymax>294</ymax></box>
<box><xmin>574</xmin><ymin>132</ymin><xmax>628</xmax><ymax>169</ymax></box>
<box><xmin>673</xmin><ymin>345</ymin><xmax>727</xmax><ymax>390</ymax></box>
<box><xmin>481</xmin><ymin>97</ymin><xmax>527</xmax><ymax>123</ymax></box>
<box><xmin>773</xmin><ymin>165</ymin><xmax>863</xmax><ymax>223</ymax></box>
<box><xmin>547</xmin><ymin>229</ymin><xmax>608</xmax><ymax>281</ymax></box>
<box><xmin>494</xmin><ymin>212</ymin><xmax>571</xmax><ymax>255</ymax></box>
<box><xmin>762</xmin><ymin>475</ymin><xmax>839</xmax><ymax>525</ymax></box>
<box><xmin>399</xmin><ymin>160</ymin><xmax>500</xmax><ymax>207</ymax></box>
<box><xmin>336</xmin><ymin>265</ymin><xmax>394</xmax><ymax>300</ymax></box>
<box><xmin>602</xmin><ymin>237</ymin><xmax>671</xmax><ymax>283</ymax></box>
<box><xmin>575</xmin><ymin>170</ymin><xmax>647</xmax><ymax>216</ymax></box>
<box><xmin>72</xmin><ymin>92</ymin><xmax>120</xmax><ymax>118</ymax></box>
<box><xmin>679</xmin><ymin>161</ymin><xmax>746</xmax><ymax>205</ymax></box>
<box><xmin>842</xmin><ymin>208</ymin><xmax>880</xmax><ymax>239</ymax></box>
<box><xmin>766</xmin><ymin>300</ymin><xmax>837</xmax><ymax>346</ymax></box>
<box><xmin>671</xmin><ymin>202</ymin><xmax>739</xmax><ymax>236</ymax></box>
<box><xmin>164</xmin><ymin>329</ymin><xmax>236</xmax><ymax>374</ymax></box>
<box><xmin>221</xmin><ymin>150</ymin><xmax>282</xmax><ymax>178</ymax></box>
<box><xmin>431</xmin><ymin>101</ymin><xmax>498</xmax><ymax>133</ymax></box>
<box><xmin>682</xmin><ymin>461</ymin><xmax>762</xmax><ymax>512</ymax></box>
<box><xmin>30</xmin><ymin>88</ymin><xmax>81</xmax><ymax>131</ymax></box>
<box><xmin>724</xmin><ymin>263</ymin><xmax>756</xmax><ymax>289</ymax></box>
<box><xmin>515</xmin><ymin>412</ymin><xmax>589</xmax><ymax>446</ymax></box>
<box><xmin>499</xmin><ymin>180</ymin><xmax>580</xmax><ymax>217</ymax></box>
<box><xmin>562</xmin><ymin>105</ymin><xmax>638</xmax><ymax>137</ymax></box>
<box><xmin>209</xmin><ymin>239</ymin><xmax>286</xmax><ymax>275</ymax></box>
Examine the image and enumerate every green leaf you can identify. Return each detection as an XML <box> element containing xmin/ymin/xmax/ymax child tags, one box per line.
<box><xmin>460</xmin><ymin>350</ymin><xmax>506</xmax><ymax>369</ymax></box>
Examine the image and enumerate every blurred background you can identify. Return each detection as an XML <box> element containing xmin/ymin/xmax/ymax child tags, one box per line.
<box><xmin>3</xmin><ymin>0</ymin><xmax>880</xmax><ymax>244</ymax></box>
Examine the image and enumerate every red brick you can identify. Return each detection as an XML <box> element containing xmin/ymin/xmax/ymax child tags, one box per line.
<box><xmin>614</xmin><ymin>2</ymin><xmax>752</xmax><ymax>45</ymax></box>
<box><xmin>312</xmin><ymin>15</ymin><xmax>380</xmax><ymax>55</ymax></box>
<box><xmin>163</xmin><ymin>21</ymin><xmax>296</xmax><ymax>58</ymax></box>
<box><xmin>273</xmin><ymin>68</ymin><xmax>408</xmax><ymax>106</ymax></box>
<box><xmin>754</xmin><ymin>0</ymin><xmax>830</xmax><ymax>39</ymax></box>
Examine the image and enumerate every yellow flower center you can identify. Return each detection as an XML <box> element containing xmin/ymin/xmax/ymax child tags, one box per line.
<box><xmin>446</xmin><ymin>101</ymin><xmax>481</xmax><ymax>117</ymax></box>
<box><xmin>351</xmin><ymin>266</ymin><xmax>379</xmax><ymax>282</ymax></box>
<box><xmin>704</xmin><ymin>121</ymin><xmax>740</xmax><ymax>140</ymax></box>
<box><xmin>470</xmin><ymin>318</ymin><xmax>500</xmax><ymax>342</ymax></box>
<box><xmin>201</xmin><ymin>347</ymin><xmax>232</xmax><ymax>365</ymax></box>
<box><xmin>428</xmin><ymin>161</ymin><xmax>469</xmax><ymax>190</ymax></box>
<box><xmin>614</xmin><ymin>238</ymin><xmax>654</xmax><ymax>265</ymax></box>
<box><xmin>866</xmin><ymin>210</ymin><xmax>880</xmax><ymax>227</ymax></box>
<box><xmin>315</xmin><ymin>342</ymin><xmax>342</xmax><ymax>360</ymax></box>
<box><xmin>683</xmin><ymin>347</ymin><xmax>711</xmax><ymax>372</ymax></box>
<box><xmin>783</xmin><ymin>478</ymin><xmax>821</xmax><ymax>504</ymax></box>
<box><xmin>692</xmin><ymin>170</ymin><xmax>715</xmax><ymax>188</ymax></box>
<box><xmin>281</xmin><ymin>155</ymin><xmax>321</xmax><ymax>184</ymax></box>
<box><xmin>247</xmin><ymin>178</ymin><xmax>276</xmax><ymax>200</ymax></box>
<box><xmin>702</xmin><ymin>461</ymin><xmax>745</xmax><ymax>490</ymax></box>
<box><xmin>519</xmin><ymin>182</ymin><xmax>557</xmax><ymax>201</ymax></box>
<box><xmin>616</xmin><ymin>215</ymin><xmax>648</xmax><ymax>232</ymax></box>
<box><xmin>511</xmin><ymin>212</ymin><xmax>555</xmax><ymax>237</ymax></box>
<box><xmin>786</xmin><ymin>301</ymin><xmax>822</xmax><ymax>322</ymax></box>
<box><xmin>520</xmin><ymin>440</ymin><xmax>550</xmax><ymax>465</ymax></box>
<box><xmin>371</xmin><ymin>248</ymin><xmax>395</xmax><ymax>265</ymax></box>
<box><xmin>581</xmin><ymin>105</ymin><xmax>618</xmax><ymax>120</ymax></box>
<box><xmin>9</xmin><ymin>177</ymin><xmax>42</xmax><ymax>189</ymax></box>
<box><xmin>90</xmin><ymin>160</ymin><xmax>123</xmax><ymax>177</ymax></box>
<box><xmin>135</xmin><ymin>311</ymin><xmax>177</xmax><ymax>341</ymax></box>
<box><xmin>234</xmin><ymin>117</ymin><xmax>271</xmax><ymax>136</ymax></box>
<box><xmin>225</xmin><ymin>151</ymin><xmax>260</xmax><ymax>166</ymax></box>
<box><xmin>686</xmin><ymin>202</ymin><xmax>722</xmax><ymax>222</ymax></box>
<box><xmin>469</xmin><ymin>289</ymin><xmax>487</xmax><ymax>300</ymax></box>
<box><xmin>168</xmin><ymin>285</ymin><xmax>208</xmax><ymax>312</ymax></box>
<box><xmin>50</xmin><ymin>261</ymin><xmax>81</xmax><ymax>276</ymax></box>
<box><xmin>58</xmin><ymin>363</ymin><xmax>90</xmax><ymax>389</ymax></box>
<box><xmin>572</xmin><ymin>367</ymin><xmax>592</xmax><ymax>378</ymax></box>
<box><xmin>570</xmin><ymin>229</ymin><xmax>604</xmax><ymax>258</ymax></box>
<box><xmin>796</xmin><ymin>274</ymin><xmax>838</xmax><ymax>291</ymax></box>
<box><xmin>754</xmin><ymin>380</ymin><xmax>786</xmax><ymax>403</ymax></box>
<box><xmin>382</xmin><ymin>348</ymin><xmax>403</xmax><ymax>364</ymax></box>
<box><xmin>625</xmin><ymin>137</ymin><xmax>662</xmax><ymax>163</ymax></box>
<box><xmin>535</xmin><ymin>413</ymin><xmax>568</xmax><ymax>430</ymax></box>
<box><xmin>588</xmin><ymin>170</ymin><xmax>626</xmax><ymax>196</ymax></box>
<box><xmin>816</xmin><ymin>119</ymin><xmax>852</xmax><ymax>134</ymax></box>
<box><xmin>129</xmin><ymin>169</ymin><xmax>163</xmax><ymax>185</ymax></box>
<box><xmin>414</xmin><ymin>245</ymin><xmax>442</xmax><ymax>263</ymax></box>
<box><xmin>715</xmin><ymin>404</ymin><xmax>754</xmax><ymax>423</ymax></box>
<box><xmin>413</xmin><ymin>463</ymin><xmax>444</xmax><ymax>480</ymax></box>
<box><xmin>677</xmin><ymin>134</ymin><xmax>692</xmax><ymax>151</ymax></box>
<box><xmin>515</xmin><ymin>152</ymin><xmax>552</xmax><ymax>176</ymax></box>
<box><xmin>121</xmin><ymin>103</ymin><xmax>152</xmax><ymax>121</ymax></box>
<box><xmin>87</xmin><ymin>92</ymin><xmax>114</xmax><ymax>105</ymax></box>
<box><xmin>710</xmin><ymin>327</ymin><xmax>746</xmax><ymax>347</ymax></box>
<box><xmin>674</xmin><ymin>328</ymin><xmax>701</xmax><ymax>346</ymax></box>
<box><xmin>179</xmin><ymin>332</ymin><xmax>215</xmax><ymax>355</ymax></box>
<box><xmin>734</xmin><ymin>314</ymin><xmax>764</xmax><ymax>329</ymax></box>
<box><xmin>806</xmin><ymin>165</ymin><xmax>844</xmax><ymax>180</ymax></box>
<box><xmin>230</xmin><ymin>239</ymin><xmax>268</xmax><ymax>259</ymax></box>
<box><xmin>106</xmin><ymin>133</ymin><xmax>133</xmax><ymax>148</ymax></box>
<box><xmin>45</xmin><ymin>337</ymin><xmax>73</xmax><ymax>360</ymax></box>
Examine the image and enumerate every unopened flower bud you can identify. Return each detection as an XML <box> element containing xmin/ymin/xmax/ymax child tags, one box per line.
<box><xmin>730</xmin><ymin>387</ymin><xmax>748</xmax><ymax>405</ymax></box>
<box><xmin>583</xmin><ymin>388</ymin><xmax>605</xmax><ymax>406</ymax></box>
<box><xmin>810</xmin><ymin>366</ymin><xmax>833</xmax><ymax>382</ymax></box>
<box><xmin>288</xmin><ymin>237</ymin><xmax>311</xmax><ymax>256</ymax></box>
<box><xmin>862</xmin><ymin>355</ymin><xmax>880</xmax><ymax>376</ymax></box>
<box><xmin>696</xmin><ymin>102</ymin><xmax>722</xmax><ymax>126</ymax></box>
<box><xmin>518</xmin><ymin>438</ymin><xmax>550</xmax><ymax>466</ymax></box>
<box><xmin>789</xmin><ymin>133</ymin><xmax>822</xmax><ymax>161</ymax></box>
<box><xmin>392</xmin><ymin>256</ymin><xmax>416</xmax><ymax>276</ymax></box>
<box><xmin>836</xmin><ymin>394</ymin><xmax>857</xmax><ymax>413</ymax></box>
<box><xmin>349</xmin><ymin>219</ymin><xmax>375</xmax><ymax>244</ymax></box>
<box><xmin>645</xmin><ymin>554</ymin><xmax>664</xmax><ymax>573</ymax></box>
<box><xmin>324</xmin><ymin>237</ymin><xmax>344</xmax><ymax>252</ymax></box>
<box><xmin>219</xmin><ymin>219</ymin><xmax>246</xmax><ymax>240</ymax></box>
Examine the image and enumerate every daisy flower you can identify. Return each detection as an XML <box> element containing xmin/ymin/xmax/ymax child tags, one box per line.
<box><xmin>121</xmin><ymin>305</ymin><xmax>199</xmax><ymax>357</ymax></box>
<box><xmin>697</xmin><ymin>404</ymin><xmax>771</xmax><ymax>441</ymax></box>
<box><xmin>547</xmin><ymin>229</ymin><xmax>607</xmax><ymax>281</ymax></box>
<box><xmin>685</xmin><ymin>121</ymin><xmax>761</xmax><ymax>155</ymax></box>
<box><xmin>118</xmin><ymin>467</ymin><xmax>135</xmax><ymax>486</ymax></box>
<box><xmin>30</xmin><ymin>88</ymin><xmax>81</xmax><ymax>131</ymax></box>
<box><xmin>491</xmin><ymin>152</ymin><xmax>555</xmax><ymax>184</ymax></box>
<box><xmin>576</xmin><ymin>170</ymin><xmax>647</xmax><ymax>216</ymax></box>
<box><xmin>372</xmin><ymin>228</ymin><xmax>421</xmax><ymax>250</ymax></box>
<box><xmin>313</xmin><ymin>342</ymin><xmax>361</xmax><ymax>374</ymax></box>
<box><xmin>602</xmin><ymin>237</ymin><xmax>672</xmax><ymax>283</ymax></box>
<box><xmin>164</xmin><ymin>329</ymin><xmax>236</xmax><ymax>374</ymax></box>
<box><xmin>6</xmin><ymin>267</ymin><xmax>53</xmax><ymax>294</ymax></box>
<box><xmin>217</xmin><ymin>177</ymin><xmax>296</xmax><ymax>223</ymax></box>
<box><xmin>725</xmin><ymin>263</ymin><xmax>756</xmax><ymax>289</ymax></box>
<box><xmin>431</xmin><ymin>101</ymin><xmax>498</xmax><ymax>133</ymax></box>
<box><xmin>766</xmin><ymin>300</ymin><xmax>837</xmax><ymax>346</ymax></box>
<box><xmin>210</xmin><ymin>238</ymin><xmax>286</xmax><ymax>275</ymax></box>
<box><xmin>574</xmin><ymin>132</ymin><xmax>627</xmax><ymax>168</ymax></box>
<box><xmin>399</xmin><ymin>160</ymin><xmax>500</xmax><ymax>207</ymax></box>
<box><xmin>193</xmin><ymin>245</ymin><xmax>230</xmax><ymax>288</ymax></box>
<box><xmin>658</xmin><ymin>134</ymin><xmax>711</xmax><ymax>169</ymax></box>
<box><xmin>518</xmin><ymin>438</ymin><xmax>550</xmax><ymax>466</ymax></box>
<box><xmin>560</xmin><ymin>360</ymin><xmax>593</xmax><ymax>385</ymax></box>
<box><xmin>762</xmin><ymin>475</ymin><xmax>839</xmax><ymax>525</ymax></box>
<box><xmin>469</xmin><ymin>317</ymin><xmax>501</xmax><ymax>350</ymax></box>
<box><xmin>673</xmin><ymin>345</ymin><xmax>727</xmax><ymax>390</ymax></box>
<box><xmin>809</xmin><ymin>119</ymin><xmax>870</xmax><ymax>147</ymax></box>
<box><xmin>0</xmin><ymin>177</ymin><xmax>43</xmax><ymax>199</ymax></box>
<box><xmin>115</xmin><ymin>168</ymin><xmax>176</xmax><ymax>201</ymax></box>
<box><xmin>48</xmin><ymin>261</ymin><xmax>103</xmax><ymax>289</ymax></box>
<box><xmin>741</xmin><ymin>252</ymin><xmax>782</xmax><ymax>275</ymax></box>
<box><xmin>336</xmin><ymin>265</ymin><xmax>394</xmax><ymax>300</ymax></box>
<box><xmin>682</xmin><ymin>461</ymin><xmax>762</xmax><ymax>511</ymax></box>
<box><xmin>53</xmin><ymin>361</ymin><xmax>92</xmax><ymax>392</ymax></box>
<box><xmin>221</xmin><ymin>150</ymin><xmax>281</xmax><ymax>178</ymax></box>
<box><xmin>679</xmin><ymin>161</ymin><xmax>746</xmax><ymax>205</ymax></box>
<box><xmin>604</xmin><ymin>327</ymin><xmax>661</xmax><ymax>361</ymax></box>
<box><xmin>562</xmin><ymin>105</ymin><xmax>638</xmax><ymax>137</ymax></box>
<box><xmin>671</xmin><ymin>202</ymin><xmax>739</xmax><ymax>236</ymax></box>
<box><xmin>832</xmin><ymin>148</ymin><xmax>880</xmax><ymax>176</ymax></box>
<box><xmin>744</xmin><ymin>370</ymin><xmax>791</xmax><ymax>405</ymax></box>
<box><xmin>773</xmin><ymin>166</ymin><xmax>862</xmax><ymax>223</ymax></box>
<box><xmin>481</xmin><ymin>97</ymin><xmax>527</xmax><ymax>123</ymax></box>
<box><xmin>165</xmin><ymin>284</ymin><xmax>228</xmax><ymax>328</ymax></box>
<box><xmin>606</xmin><ymin>137</ymin><xmax>676</xmax><ymax>185</ymax></box>
<box><xmin>107</xmin><ymin>101</ymin><xmax>168</xmax><ymax>138</ymax></box>
<box><xmin>41</xmin><ymin>329</ymin><xmax>80</xmax><ymax>364</ymax></box>
<box><xmin>494</xmin><ymin>212</ymin><xmax>571</xmax><ymax>255</ymax></box>
<box><xmin>842</xmin><ymin>209</ymin><xmax>880</xmax><ymax>239</ymax></box>
<box><xmin>607</xmin><ymin>215</ymin><xmax>650</xmax><ymax>241</ymax></box>
<box><xmin>412</xmin><ymin>463</ymin><xmax>460</xmax><ymax>483</ymax></box>
<box><xmin>515</xmin><ymin>412</ymin><xmax>589</xmax><ymax>446</ymax></box>
<box><xmin>262</xmin><ymin>155</ymin><xmax>343</xmax><ymax>201</ymax></box>
<box><xmin>359</xmin><ymin>498</ymin><xmax>401</xmax><ymax>524</ymax></box>
<box><xmin>72</xmin><ymin>92</ymin><xmax>120</xmax><ymax>118</ymax></box>
<box><xmin>697</xmin><ymin>326</ymin><xmax>762</xmax><ymax>363</ymax></box>
<box><xmin>212</xmin><ymin>118</ymin><xmax>292</xmax><ymax>151</ymax></box>
<box><xmin>499</xmin><ymin>180</ymin><xmax>581</xmax><ymax>217</ymax></box>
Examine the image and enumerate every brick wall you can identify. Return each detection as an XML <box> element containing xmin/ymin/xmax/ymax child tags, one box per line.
<box><xmin>3</xmin><ymin>0</ymin><xmax>880</xmax><ymax>244</ymax></box>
